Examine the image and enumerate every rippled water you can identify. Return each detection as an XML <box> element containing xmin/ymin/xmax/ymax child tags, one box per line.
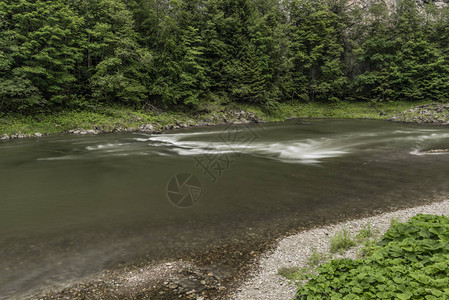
<box><xmin>1</xmin><ymin>119</ymin><xmax>449</xmax><ymax>298</ymax></box>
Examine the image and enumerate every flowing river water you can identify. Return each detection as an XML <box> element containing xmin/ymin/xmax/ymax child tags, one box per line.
<box><xmin>1</xmin><ymin>119</ymin><xmax>449</xmax><ymax>298</ymax></box>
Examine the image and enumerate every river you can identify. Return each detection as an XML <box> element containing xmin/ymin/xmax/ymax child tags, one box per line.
<box><xmin>1</xmin><ymin>119</ymin><xmax>449</xmax><ymax>298</ymax></box>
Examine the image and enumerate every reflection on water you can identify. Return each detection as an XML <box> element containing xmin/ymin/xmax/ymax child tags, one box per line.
<box><xmin>1</xmin><ymin>120</ymin><xmax>449</xmax><ymax>298</ymax></box>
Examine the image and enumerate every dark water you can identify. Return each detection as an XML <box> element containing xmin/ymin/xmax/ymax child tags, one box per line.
<box><xmin>2</xmin><ymin>119</ymin><xmax>449</xmax><ymax>298</ymax></box>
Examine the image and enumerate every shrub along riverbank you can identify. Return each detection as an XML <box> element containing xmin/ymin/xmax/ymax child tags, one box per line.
<box><xmin>292</xmin><ymin>214</ymin><xmax>449</xmax><ymax>299</ymax></box>
<box><xmin>0</xmin><ymin>101</ymin><xmax>432</xmax><ymax>139</ymax></box>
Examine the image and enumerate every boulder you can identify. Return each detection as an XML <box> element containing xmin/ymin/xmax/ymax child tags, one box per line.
<box><xmin>139</xmin><ymin>124</ymin><xmax>154</xmax><ymax>132</ymax></box>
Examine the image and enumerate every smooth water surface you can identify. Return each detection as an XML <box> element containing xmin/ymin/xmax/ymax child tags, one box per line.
<box><xmin>1</xmin><ymin>119</ymin><xmax>449</xmax><ymax>298</ymax></box>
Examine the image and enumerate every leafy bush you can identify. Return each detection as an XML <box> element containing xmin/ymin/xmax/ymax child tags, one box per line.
<box><xmin>296</xmin><ymin>214</ymin><xmax>449</xmax><ymax>299</ymax></box>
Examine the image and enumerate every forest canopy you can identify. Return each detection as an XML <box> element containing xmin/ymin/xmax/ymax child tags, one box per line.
<box><xmin>1</xmin><ymin>0</ymin><xmax>449</xmax><ymax>113</ymax></box>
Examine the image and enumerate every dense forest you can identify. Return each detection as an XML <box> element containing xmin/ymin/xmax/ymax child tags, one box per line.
<box><xmin>1</xmin><ymin>0</ymin><xmax>449</xmax><ymax>113</ymax></box>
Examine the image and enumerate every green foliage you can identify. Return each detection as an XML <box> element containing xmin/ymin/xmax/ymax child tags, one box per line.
<box><xmin>288</xmin><ymin>0</ymin><xmax>348</xmax><ymax>102</ymax></box>
<box><xmin>84</xmin><ymin>0</ymin><xmax>151</xmax><ymax>104</ymax></box>
<box><xmin>1</xmin><ymin>0</ymin><xmax>449</xmax><ymax>114</ymax></box>
<box><xmin>0</xmin><ymin>0</ymin><xmax>84</xmax><ymax>111</ymax></box>
<box><xmin>350</xmin><ymin>0</ymin><xmax>449</xmax><ymax>104</ymax></box>
<box><xmin>330</xmin><ymin>228</ymin><xmax>356</xmax><ymax>253</ymax></box>
<box><xmin>296</xmin><ymin>214</ymin><xmax>449</xmax><ymax>299</ymax></box>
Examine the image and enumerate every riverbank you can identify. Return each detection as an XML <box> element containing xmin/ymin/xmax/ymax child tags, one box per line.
<box><xmin>0</xmin><ymin>101</ymin><xmax>431</xmax><ymax>140</ymax></box>
<box><xmin>389</xmin><ymin>103</ymin><xmax>449</xmax><ymax>124</ymax></box>
<box><xmin>31</xmin><ymin>196</ymin><xmax>449</xmax><ymax>300</ymax></box>
<box><xmin>228</xmin><ymin>199</ymin><xmax>449</xmax><ymax>300</ymax></box>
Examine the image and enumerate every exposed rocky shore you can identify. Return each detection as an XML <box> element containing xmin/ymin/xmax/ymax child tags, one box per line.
<box><xmin>3</xmin><ymin>103</ymin><xmax>449</xmax><ymax>141</ymax></box>
<box><xmin>29</xmin><ymin>240</ymin><xmax>270</xmax><ymax>300</ymax></box>
<box><xmin>389</xmin><ymin>103</ymin><xmax>449</xmax><ymax>125</ymax></box>
<box><xmin>0</xmin><ymin>110</ymin><xmax>261</xmax><ymax>141</ymax></box>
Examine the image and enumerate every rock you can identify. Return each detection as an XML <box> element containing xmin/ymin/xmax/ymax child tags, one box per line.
<box><xmin>79</xmin><ymin>130</ymin><xmax>88</xmax><ymax>135</ymax></box>
<box><xmin>389</xmin><ymin>103</ymin><xmax>449</xmax><ymax>125</ymax></box>
<box><xmin>34</xmin><ymin>132</ymin><xmax>43</xmax><ymax>138</ymax></box>
<box><xmin>86</xmin><ymin>129</ymin><xmax>98</xmax><ymax>134</ymax></box>
<box><xmin>139</xmin><ymin>124</ymin><xmax>154</xmax><ymax>132</ymax></box>
<box><xmin>73</xmin><ymin>130</ymin><xmax>80</xmax><ymax>134</ymax></box>
<box><xmin>0</xmin><ymin>134</ymin><xmax>9</xmax><ymax>140</ymax></box>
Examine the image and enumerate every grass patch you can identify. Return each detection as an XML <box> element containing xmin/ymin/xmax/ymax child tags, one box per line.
<box><xmin>278</xmin><ymin>266</ymin><xmax>315</xmax><ymax>283</ymax></box>
<box><xmin>0</xmin><ymin>105</ymin><xmax>192</xmax><ymax>135</ymax></box>
<box><xmin>329</xmin><ymin>228</ymin><xmax>356</xmax><ymax>253</ymax></box>
<box><xmin>307</xmin><ymin>249</ymin><xmax>329</xmax><ymax>266</ymax></box>
<box><xmin>278</xmin><ymin>249</ymin><xmax>330</xmax><ymax>285</ymax></box>
<box><xmin>237</xmin><ymin>100</ymin><xmax>432</xmax><ymax>122</ymax></box>
<box><xmin>356</xmin><ymin>222</ymin><xmax>380</xmax><ymax>242</ymax></box>
<box><xmin>0</xmin><ymin>100</ymin><xmax>433</xmax><ymax>136</ymax></box>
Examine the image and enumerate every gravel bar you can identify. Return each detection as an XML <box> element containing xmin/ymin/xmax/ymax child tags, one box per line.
<box><xmin>227</xmin><ymin>199</ymin><xmax>449</xmax><ymax>300</ymax></box>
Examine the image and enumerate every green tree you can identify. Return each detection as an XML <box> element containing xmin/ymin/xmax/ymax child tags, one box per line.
<box><xmin>288</xmin><ymin>0</ymin><xmax>347</xmax><ymax>102</ymax></box>
<box><xmin>0</xmin><ymin>0</ymin><xmax>84</xmax><ymax>111</ymax></box>
<box><xmin>75</xmin><ymin>0</ymin><xmax>151</xmax><ymax>105</ymax></box>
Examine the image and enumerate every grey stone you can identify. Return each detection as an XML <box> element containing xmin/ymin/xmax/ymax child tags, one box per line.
<box><xmin>139</xmin><ymin>124</ymin><xmax>154</xmax><ymax>132</ymax></box>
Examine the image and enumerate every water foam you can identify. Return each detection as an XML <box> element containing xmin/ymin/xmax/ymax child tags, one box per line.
<box><xmin>143</xmin><ymin>134</ymin><xmax>348</xmax><ymax>164</ymax></box>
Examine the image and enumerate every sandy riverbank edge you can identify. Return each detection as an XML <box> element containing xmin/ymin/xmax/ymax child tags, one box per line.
<box><xmin>226</xmin><ymin>199</ymin><xmax>449</xmax><ymax>300</ymax></box>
